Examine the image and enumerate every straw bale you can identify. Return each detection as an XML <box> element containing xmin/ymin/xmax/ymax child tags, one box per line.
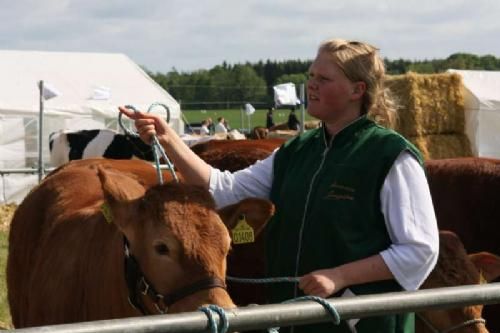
<box><xmin>386</xmin><ymin>72</ymin><xmax>465</xmax><ymax>137</ymax></box>
<box><xmin>408</xmin><ymin>134</ymin><xmax>472</xmax><ymax>160</ymax></box>
<box><xmin>304</xmin><ymin>120</ymin><xmax>321</xmax><ymax>130</ymax></box>
<box><xmin>267</xmin><ymin>130</ymin><xmax>298</xmax><ymax>140</ymax></box>
<box><xmin>0</xmin><ymin>203</ymin><xmax>16</xmax><ymax>232</ymax></box>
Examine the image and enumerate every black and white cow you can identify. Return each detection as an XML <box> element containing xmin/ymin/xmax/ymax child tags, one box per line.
<box><xmin>49</xmin><ymin>129</ymin><xmax>155</xmax><ymax>167</ymax></box>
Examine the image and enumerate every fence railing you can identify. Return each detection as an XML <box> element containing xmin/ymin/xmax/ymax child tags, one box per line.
<box><xmin>6</xmin><ymin>283</ymin><xmax>500</xmax><ymax>332</ymax></box>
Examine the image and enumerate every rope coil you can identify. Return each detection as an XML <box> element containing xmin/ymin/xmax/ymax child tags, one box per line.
<box><xmin>119</xmin><ymin>103</ymin><xmax>178</xmax><ymax>183</ymax></box>
<box><xmin>198</xmin><ymin>305</ymin><xmax>229</xmax><ymax>333</ymax></box>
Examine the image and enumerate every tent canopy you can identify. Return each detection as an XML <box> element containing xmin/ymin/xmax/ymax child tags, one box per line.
<box><xmin>0</xmin><ymin>50</ymin><xmax>182</xmax><ymax>204</ymax></box>
<box><xmin>449</xmin><ymin>69</ymin><xmax>500</xmax><ymax>158</ymax></box>
<box><xmin>0</xmin><ymin>50</ymin><xmax>181</xmax><ymax>121</ymax></box>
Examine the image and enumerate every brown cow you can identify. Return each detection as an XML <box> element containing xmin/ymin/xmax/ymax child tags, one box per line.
<box><xmin>426</xmin><ymin>157</ymin><xmax>500</xmax><ymax>332</ymax></box>
<box><xmin>191</xmin><ymin>138</ymin><xmax>284</xmax><ymax>172</ymax></box>
<box><xmin>426</xmin><ymin>157</ymin><xmax>500</xmax><ymax>256</ymax></box>
<box><xmin>418</xmin><ymin>231</ymin><xmax>500</xmax><ymax>333</ymax></box>
<box><xmin>249</xmin><ymin>126</ymin><xmax>269</xmax><ymax>139</ymax></box>
<box><xmin>190</xmin><ymin>138</ymin><xmax>285</xmax><ymax>155</ymax></box>
<box><xmin>7</xmin><ymin>158</ymin><xmax>274</xmax><ymax>328</ymax></box>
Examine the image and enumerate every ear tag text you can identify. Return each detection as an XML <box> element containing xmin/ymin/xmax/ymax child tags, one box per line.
<box><xmin>231</xmin><ymin>215</ymin><xmax>255</xmax><ymax>244</ymax></box>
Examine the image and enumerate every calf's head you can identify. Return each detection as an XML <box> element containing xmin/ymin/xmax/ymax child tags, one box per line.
<box><xmin>419</xmin><ymin>231</ymin><xmax>500</xmax><ymax>333</ymax></box>
<box><xmin>98</xmin><ymin>167</ymin><xmax>239</xmax><ymax>313</ymax></box>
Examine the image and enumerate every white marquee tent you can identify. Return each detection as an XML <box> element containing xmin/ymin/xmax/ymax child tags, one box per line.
<box><xmin>449</xmin><ymin>69</ymin><xmax>500</xmax><ymax>158</ymax></box>
<box><xmin>0</xmin><ymin>50</ymin><xmax>183</xmax><ymax>203</ymax></box>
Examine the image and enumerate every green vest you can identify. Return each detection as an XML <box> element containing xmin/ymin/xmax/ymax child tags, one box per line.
<box><xmin>266</xmin><ymin>116</ymin><xmax>422</xmax><ymax>333</ymax></box>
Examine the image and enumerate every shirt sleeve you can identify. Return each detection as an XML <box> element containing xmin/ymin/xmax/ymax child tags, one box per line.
<box><xmin>208</xmin><ymin>150</ymin><xmax>276</xmax><ymax>208</ymax></box>
<box><xmin>379</xmin><ymin>151</ymin><xmax>439</xmax><ymax>291</ymax></box>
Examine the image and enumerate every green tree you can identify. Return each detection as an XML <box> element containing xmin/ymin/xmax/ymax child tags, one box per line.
<box><xmin>276</xmin><ymin>73</ymin><xmax>308</xmax><ymax>86</ymax></box>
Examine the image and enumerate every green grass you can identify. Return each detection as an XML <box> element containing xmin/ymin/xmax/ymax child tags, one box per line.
<box><xmin>181</xmin><ymin>108</ymin><xmax>315</xmax><ymax>131</ymax></box>
<box><xmin>0</xmin><ymin>230</ymin><xmax>11</xmax><ymax>328</ymax></box>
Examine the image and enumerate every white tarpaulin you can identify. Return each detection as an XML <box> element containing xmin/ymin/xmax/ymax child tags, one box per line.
<box><xmin>0</xmin><ymin>50</ymin><xmax>183</xmax><ymax>203</ymax></box>
<box><xmin>273</xmin><ymin>83</ymin><xmax>301</xmax><ymax>106</ymax></box>
<box><xmin>449</xmin><ymin>69</ymin><xmax>500</xmax><ymax>158</ymax></box>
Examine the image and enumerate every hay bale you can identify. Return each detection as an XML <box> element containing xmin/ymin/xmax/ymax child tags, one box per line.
<box><xmin>408</xmin><ymin>134</ymin><xmax>472</xmax><ymax>160</ymax></box>
<box><xmin>304</xmin><ymin>120</ymin><xmax>321</xmax><ymax>130</ymax></box>
<box><xmin>386</xmin><ymin>72</ymin><xmax>465</xmax><ymax>137</ymax></box>
<box><xmin>0</xmin><ymin>203</ymin><xmax>17</xmax><ymax>232</ymax></box>
<box><xmin>267</xmin><ymin>130</ymin><xmax>298</xmax><ymax>140</ymax></box>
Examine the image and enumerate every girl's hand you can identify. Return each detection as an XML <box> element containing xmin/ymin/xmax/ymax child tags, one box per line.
<box><xmin>118</xmin><ymin>106</ymin><xmax>170</xmax><ymax>145</ymax></box>
<box><xmin>298</xmin><ymin>268</ymin><xmax>346</xmax><ymax>298</ymax></box>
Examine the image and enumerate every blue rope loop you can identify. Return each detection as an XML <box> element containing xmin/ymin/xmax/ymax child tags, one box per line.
<box><xmin>198</xmin><ymin>304</ymin><xmax>229</xmax><ymax>333</ymax></box>
<box><xmin>198</xmin><ymin>296</ymin><xmax>340</xmax><ymax>333</ymax></box>
<box><xmin>118</xmin><ymin>103</ymin><xmax>171</xmax><ymax>137</ymax></box>
<box><xmin>284</xmin><ymin>296</ymin><xmax>341</xmax><ymax>325</ymax></box>
<box><xmin>118</xmin><ymin>104</ymin><xmax>178</xmax><ymax>184</ymax></box>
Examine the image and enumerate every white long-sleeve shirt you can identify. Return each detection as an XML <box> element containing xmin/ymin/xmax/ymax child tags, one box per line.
<box><xmin>209</xmin><ymin>150</ymin><xmax>439</xmax><ymax>291</ymax></box>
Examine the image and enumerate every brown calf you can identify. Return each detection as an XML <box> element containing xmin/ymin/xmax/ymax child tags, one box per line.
<box><xmin>7</xmin><ymin>159</ymin><xmax>274</xmax><ymax>328</ymax></box>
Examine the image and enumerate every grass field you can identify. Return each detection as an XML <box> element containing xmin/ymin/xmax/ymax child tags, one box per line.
<box><xmin>181</xmin><ymin>108</ymin><xmax>315</xmax><ymax>131</ymax></box>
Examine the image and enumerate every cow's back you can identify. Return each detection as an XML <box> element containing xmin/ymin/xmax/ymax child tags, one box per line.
<box><xmin>7</xmin><ymin>159</ymin><xmax>169</xmax><ymax>326</ymax></box>
<box><xmin>191</xmin><ymin>138</ymin><xmax>284</xmax><ymax>172</ymax></box>
<box><xmin>426</xmin><ymin>157</ymin><xmax>500</xmax><ymax>255</ymax></box>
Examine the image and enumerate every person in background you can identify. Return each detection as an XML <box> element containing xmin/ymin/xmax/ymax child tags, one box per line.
<box><xmin>119</xmin><ymin>37</ymin><xmax>438</xmax><ymax>333</ymax></box>
<box><xmin>223</xmin><ymin>119</ymin><xmax>231</xmax><ymax>131</ymax></box>
<box><xmin>200</xmin><ymin>119</ymin><xmax>210</xmax><ymax>136</ymax></box>
<box><xmin>214</xmin><ymin>116</ymin><xmax>228</xmax><ymax>134</ymax></box>
<box><xmin>207</xmin><ymin>117</ymin><xmax>215</xmax><ymax>134</ymax></box>
<box><xmin>287</xmin><ymin>108</ymin><xmax>301</xmax><ymax>131</ymax></box>
<box><xmin>266</xmin><ymin>107</ymin><xmax>276</xmax><ymax>129</ymax></box>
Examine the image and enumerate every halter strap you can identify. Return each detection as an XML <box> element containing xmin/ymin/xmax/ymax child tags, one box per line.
<box><xmin>123</xmin><ymin>237</ymin><xmax>226</xmax><ymax>314</ymax></box>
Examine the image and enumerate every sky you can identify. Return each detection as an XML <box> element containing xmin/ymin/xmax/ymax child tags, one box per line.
<box><xmin>2</xmin><ymin>0</ymin><xmax>499</xmax><ymax>73</ymax></box>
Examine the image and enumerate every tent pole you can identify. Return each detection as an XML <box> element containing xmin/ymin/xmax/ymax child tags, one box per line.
<box><xmin>299</xmin><ymin>83</ymin><xmax>306</xmax><ymax>134</ymax></box>
<box><xmin>38</xmin><ymin>80</ymin><xmax>44</xmax><ymax>183</ymax></box>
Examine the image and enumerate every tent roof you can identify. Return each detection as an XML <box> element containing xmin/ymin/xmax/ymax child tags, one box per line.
<box><xmin>0</xmin><ymin>50</ymin><xmax>180</xmax><ymax>118</ymax></box>
<box><xmin>448</xmin><ymin>69</ymin><xmax>500</xmax><ymax>111</ymax></box>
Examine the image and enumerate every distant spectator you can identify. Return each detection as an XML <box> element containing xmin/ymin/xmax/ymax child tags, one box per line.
<box><xmin>207</xmin><ymin>117</ymin><xmax>215</xmax><ymax>134</ymax></box>
<box><xmin>287</xmin><ymin>109</ymin><xmax>301</xmax><ymax>131</ymax></box>
<box><xmin>214</xmin><ymin>117</ymin><xmax>228</xmax><ymax>134</ymax></box>
<box><xmin>200</xmin><ymin>119</ymin><xmax>210</xmax><ymax>136</ymax></box>
<box><xmin>223</xmin><ymin>119</ymin><xmax>231</xmax><ymax>131</ymax></box>
<box><xmin>266</xmin><ymin>107</ymin><xmax>275</xmax><ymax>129</ymax></box>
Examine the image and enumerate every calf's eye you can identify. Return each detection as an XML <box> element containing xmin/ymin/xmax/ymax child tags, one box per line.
<box><xmin>154</xmin><ymin>243</ymin><xmax>169</xmax><ymax>255</ymax></box>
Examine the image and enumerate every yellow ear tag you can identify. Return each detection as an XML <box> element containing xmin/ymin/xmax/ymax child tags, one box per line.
<box><xmin>100</xmin><ymin>202</ymin><xmax>113</xmax><ymax>224</ymax></box>
<box><xmin>231</xmin><ymin>215</ymin><xmax>255</xmax><ymax>244</ymax></box>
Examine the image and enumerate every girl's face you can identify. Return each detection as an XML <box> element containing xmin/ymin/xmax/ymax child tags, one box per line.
<box><xmin>307</xmin><ymin>52</ymin><xmax>362</xmax><ymax>124</ymax></box>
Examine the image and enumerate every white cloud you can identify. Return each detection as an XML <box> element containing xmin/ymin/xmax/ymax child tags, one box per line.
<box><xmin>1</xmin><ymin>0</ymin><xmax>500</xmax><ymax>72</ymax></box>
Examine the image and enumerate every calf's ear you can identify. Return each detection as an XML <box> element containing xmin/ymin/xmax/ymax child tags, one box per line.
<box><xmin>217</xmin><ymin>198</ymin><xmax>275</xmax><ymax>236</ymax></box>
<box><xmin>469</xmin><ymin>252</ymin><xmax>500</xmax><ymax>282</ymax></box>
<box><xmin>97</xmin><ymin>166</ymin><xmax>146</xmax><ymax>231</ymax></box>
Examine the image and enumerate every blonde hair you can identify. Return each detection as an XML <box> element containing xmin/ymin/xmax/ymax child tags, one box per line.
<box><xmin>317</xmin><ymin>38</ymin><xmax>396</xmax><ymax>128</ymax></box>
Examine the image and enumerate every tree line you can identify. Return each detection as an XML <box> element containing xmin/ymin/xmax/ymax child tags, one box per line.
<box><xmin>148</xmin><ymin>53</ymin><xmax>500</xmax><ymax>109</ymax></box>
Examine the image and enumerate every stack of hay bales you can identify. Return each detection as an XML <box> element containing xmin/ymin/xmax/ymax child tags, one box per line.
<box><xmin>386</xmin><ymin>72</ymin><xmax>472</xmax><ymax>160</ymax></box>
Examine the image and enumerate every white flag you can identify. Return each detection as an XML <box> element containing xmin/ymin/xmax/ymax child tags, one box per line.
<box><xmin>273</xmin><ymin>83</ymin><xmax>300</xmax><ymax>106</ymax></box>
<box><xmin>40</xmin><ymin>82</ymin><xmax>61</xmax><ymax>100</ymax></box>
<box><xmin>91</xmin><ymin>86</ymin><xmax>111</xmax><ymax>100</ymax></box>
<box><xmin>244</xmin><ymin>103</ymin><xmax>256</xmax><ymax>115</ymax></box>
